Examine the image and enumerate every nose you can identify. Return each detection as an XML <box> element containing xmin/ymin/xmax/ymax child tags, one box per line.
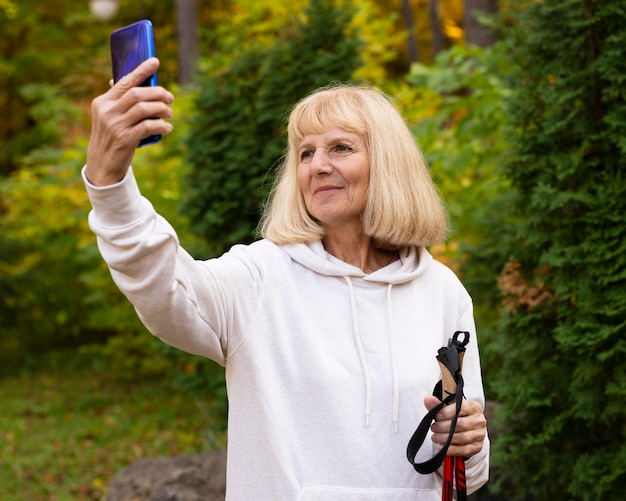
<box><xmin>309</xmin><ymin>149</ymin><xmax>333</xmax><ymax>176</ymax></box>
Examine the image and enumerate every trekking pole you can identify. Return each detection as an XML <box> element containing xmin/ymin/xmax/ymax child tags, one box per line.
<box><xmin>406</xmin><ymin>331</ymin><xmax>469</xmax><ymax>501</ymax></box>
<box><xmin>440</xmin><ymin>331</ymin><xmax>467</xmax><ymax>501</ymax></box>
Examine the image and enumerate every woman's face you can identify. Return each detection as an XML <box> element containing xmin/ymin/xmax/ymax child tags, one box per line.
<box><xmin>297</xmin><ymin>128</ymin><xmax>369</xmax><ymax>232</ymax></box>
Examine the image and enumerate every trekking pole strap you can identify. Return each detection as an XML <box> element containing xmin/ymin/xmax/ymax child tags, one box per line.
<box><xmin>405</xmin><ymin>377</ymin><xmax>464</xmax><ymax>474</ymax></box>
<box><xmin>406</xmin><ymin>331</ymin><xmax>469</xmax><ymax>474</ymax></box>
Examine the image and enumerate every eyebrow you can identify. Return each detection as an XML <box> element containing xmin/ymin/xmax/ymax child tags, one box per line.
<box><xmin>298</xmin><ymin>134</ymin><xmax>361</xmax><ymax>151</ymax></box>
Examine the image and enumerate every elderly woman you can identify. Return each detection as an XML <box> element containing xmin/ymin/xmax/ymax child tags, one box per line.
<box><xmin>84</xmin><ymin>58</ymin><xmax>489</xmax><ymax>500</ymax></box>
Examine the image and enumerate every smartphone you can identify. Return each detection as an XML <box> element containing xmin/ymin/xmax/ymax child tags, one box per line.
<box><xmin>110</xmin><ymin>19</ymin><xmax>161</xmax><ymax>147</ymax></box>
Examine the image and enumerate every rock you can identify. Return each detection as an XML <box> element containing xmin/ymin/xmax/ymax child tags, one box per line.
<box><xmin>105</xmin><ymin>450</ymin><xmax>226</xmax><ymax>501</ymax></box>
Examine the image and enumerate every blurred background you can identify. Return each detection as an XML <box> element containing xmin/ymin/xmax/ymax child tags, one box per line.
<box><xmin>1</xmin><ymin>0</ymin><xmax>625</xmax><ymax>499</ymax></box>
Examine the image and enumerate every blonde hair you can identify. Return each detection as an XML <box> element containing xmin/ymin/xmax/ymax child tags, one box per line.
<box><xmin>259</xmin><ymin>84</ymin><xmax>448</xmax><ymax>248</ymax></box>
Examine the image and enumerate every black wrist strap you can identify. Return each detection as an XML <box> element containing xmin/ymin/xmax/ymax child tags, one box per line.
<box><xmin>406</xmin><ymin>331</ymin><xmax>469</xmax><ymax>474</ymax></box>
<box><xmin>406</xmin><ymin>376</ymin><xmax>464</xmax><ymax>474</ymax></box>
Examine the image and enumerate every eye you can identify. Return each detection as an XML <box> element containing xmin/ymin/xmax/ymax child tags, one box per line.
<box><xmin>332</xmin><ymin>144</ymin><xmax>353</xmax><ymax>155</ymax></box>
<box><xmin>299</xmin><ymin>149</ymin><xmax>314</xmax><ymax>162</ymax></box>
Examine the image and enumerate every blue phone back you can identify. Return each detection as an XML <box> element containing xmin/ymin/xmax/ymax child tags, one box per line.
<box><xmin>111</xmin><ymin>19</ymin><xmax>157</xmax><ymax>85</ymax></box>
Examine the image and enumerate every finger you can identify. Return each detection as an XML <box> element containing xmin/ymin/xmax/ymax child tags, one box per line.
<box><xmin>431</xmin><ymin>413</ymin><xmax>487</xmax><ymax>455</ymax></box>
<box><xmin>431</xmin><ymin>408</ymin><xmax>486</xmax><ymax>434</ymax></box>
<box><xmin>93</xmin><ymin>87</ymin><xmax>174</xmax><ymax>136</ymax></box>
<box><xmin>118</xmin><ymin>89</ymin><xmax>175</xmax><ymax>121</ymax></box>
<box><xmin>450</xmin><ymin>427</ymin><xmax>486</xmax><ymax>446</ymax></box>
<box><xmin>447</xmin><ymin>414</ymin><xmax>487</xmax><ymax>457</ymax></box>
<box><xmin>424</xmin><ymin>395</ymin><xmax>442</xmax><ymax>412</ymax></box>
<box><xmin>134</xmin><ymin>115</ymin><xmax>174</xmax><ymax>138</ymax></box>
<box><xmin>124</xmin><ymin>121</ymin><xmax>173</xmax><ymax>149</ymax></box>
<box><xmin>108</xmin><ymin>108</ymin><xmax>174</xmax><ymax>149</ymax></box>
<box><xmin>124</xmin><ymin>97</ymin><xmax>174</xmax><ymax>127</ymax></box>
<box><xmin>111</xmin><ymin>57</ymin><xmax>161</xmax><ymax>97</ymax></box>
<box><xmin>448</xmin><ymin>412</ymin><xmax>487</xmax><ymax>441</ymax></box>
<box><xmin>434</xmin><ymin>398</ymin><xmax>483</xmax><ymax>422</ymax></box>
<box><xmin>445</xmin><ymin>439</ymin><xmax>485</xmax><ymax>458</ymax></box>
<box><xmin>459</xmin><ymin>399</ymin><xmax>484</xmax><ymax>417</ymax></box>
<box><xmin>430</xmin><ymin>424</ymin><xmax>486</xmax><ymax>457</ymax></box>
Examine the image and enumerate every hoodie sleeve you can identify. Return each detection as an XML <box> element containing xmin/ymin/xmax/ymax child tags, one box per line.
<box><xmin>82</xmin><ymin>166</ymin><xmax>261</xmax><ymax>365</ymax></box>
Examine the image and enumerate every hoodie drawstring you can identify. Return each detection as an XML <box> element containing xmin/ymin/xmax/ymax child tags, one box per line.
<box><xmin>344</xmin><ymin>277</ymin><xmax>372</xmax><ymax>426</ymax></box>
<box><xmin>344</xmin><ymin>277</ymin><xmax>400</xmax><ymax>431</ymax></box>
<box><xmin>387</xmin><ymin>283</ymin><xmax>400</xmax><ymax>432</ymax></box>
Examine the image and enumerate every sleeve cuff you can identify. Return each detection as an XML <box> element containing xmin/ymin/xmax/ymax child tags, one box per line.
<box><xmin>82</xmin><ymin>165</ymin><xmax>148</xmax><ymax>229</ymax></box>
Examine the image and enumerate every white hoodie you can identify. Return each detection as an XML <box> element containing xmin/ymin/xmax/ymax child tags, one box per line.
<box><xmin>83</xmin><ymin>167</ymin><xmax>489</xmax><ymax>500</ymax></box>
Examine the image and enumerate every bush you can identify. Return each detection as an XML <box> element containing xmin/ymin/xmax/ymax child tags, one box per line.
<box><xmin>0</xmin><ymin>143</ymin><xmax>101</xmax><ymax>367</ymax></box>
<box><xmin>486</xmin><ymin>1</ymin><xmax>626</xmax><ymax>499</ymax></box>
<box><xmin>181</xmin><ymin>0</ymin><xmax>363</xmax><ymax>256</ymax></box>
<box><xmin>404</xmin><ymin>44</ymin><xmax>516</xmax><ymax>345</ymax></box>
<box><xmin>0</xmin><ymin>90</ymin><xmax>207</xmax><ymax>372</ymax></box>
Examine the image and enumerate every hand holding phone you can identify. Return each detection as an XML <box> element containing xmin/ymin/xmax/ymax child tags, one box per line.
<box><xmin>86</xmin><ymin>57</ymin><xmax>174</xmax><ymax>186</ymax></box>
<box><xmin>110</xmin><ymin>19</ymin><xmax>161</xmax><ymax>147</ymax></box>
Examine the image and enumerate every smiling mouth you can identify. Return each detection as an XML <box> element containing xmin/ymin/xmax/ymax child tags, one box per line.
<box><xmin>314</xmin><ymin>186</ymin><xmax>342</xmax><ymax>194</ymax></box>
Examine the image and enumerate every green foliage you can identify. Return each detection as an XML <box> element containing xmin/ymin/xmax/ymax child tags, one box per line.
<box><xmin>156</xmin><ymin>344</ymin><xmax>229</xmax><ymax>435</ymax></box>
<box><xmin>80</xmin><ymin>327</ymin><xmax>229</xmax><ymax>435</ymax></box>
<box><xmin>0</xmin><ymin>144</ymin><xmax>100</xmax><ymax>362</ymax></box>
<box><xmin>0</xmin><ymin>84</ymin><xmax>231</xmax><ymax>428</ymax></box>
<box><xmin>0</xmin><ymin>0</ymin><xmax>88</xmax><ymax>172</ymax></box>
<box><xmin>404</xmin><ymin>44</ymin><xmax>516</xmax><ymax>338</ymax></box>
<box><xmin>486</xmin><ymin>1</ymin><xmax>626</xmax><ymax>499</ymax></box>
<box><xmin>1</xmin><ymin>3</ymin><xmax>521</xmax><ymax>487</ymax></box>
<box><xmin>0</xmin><ymin>0</ymin><xmax>235</xmax><ymax>175</ymax></box>
<box><xmin>81</xmin><ymin>331</ymin><xmax>173</xmax><ymax>381</ymax></box>
<box><xmin>181</xmin><ymin>0</ymin><xmax>363</xmax><ymax>255</ymax></box>
<box><xmin>0</xmin><ymin>91</ymin><xmax>191</xmax><ymax>364</ymax></box>
<box><xmin>0</xmin><ymin>137</ymin><xmax>173</xmax><ymax>369</ymax></box>
<box><xmin>0</xmin><ymin>352</ymin><xmax>216</xmax><ymax>500</ymax></box>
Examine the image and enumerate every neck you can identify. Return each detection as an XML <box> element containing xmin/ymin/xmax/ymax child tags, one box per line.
<box><xmin>322</xmin><ymin>228</ymin><xmax>397</xmax><ymax>273</ymax></box>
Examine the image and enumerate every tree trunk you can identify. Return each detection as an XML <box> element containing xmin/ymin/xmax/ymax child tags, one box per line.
<box><xmin>175</xmin><ymin>0</ymin><xmax>199</xmax><ymax>84</ymax></box>
<box><xmin>464</xmin><ymin>0</ymin><xmax>498</xmax><ymax>47</ymax></box>
<box><xmin>428</xmin><ymin>0</ymin><xmax>445</xmax><ymax>57</ymax></box>
<box><xmin>402</xmin><ymin>0</ymin><xmax>419</xmax><ymax>63</ymax></box>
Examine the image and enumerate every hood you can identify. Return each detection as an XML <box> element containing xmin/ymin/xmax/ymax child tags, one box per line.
<box><xmin>282</xmin><ymin>240</ymin><xmax>434</xmax><ymax>431</ymax></box>
<box><xmin>282</xmin><ymin>240</ymin><xmax>433</xmax><ymax>284</ymax></box>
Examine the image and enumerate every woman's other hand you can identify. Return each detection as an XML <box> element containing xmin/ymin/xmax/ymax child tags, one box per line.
<box><xmin>424</xmin><ymin>395</ymin><xmax>487</xmax><ymax>458</ymax></box>
<box><xmin>85</xmin><ymin>57</ymin><xmax>174</xmax><ymax>186</ymax></box>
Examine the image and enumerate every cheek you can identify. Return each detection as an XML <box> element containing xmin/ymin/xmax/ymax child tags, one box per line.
<box><xmin>355</xmin><ymin>171</ymin><xmax>370</xmax><ymax>201</ymax></box>
<box><xmin>296</xmin><ymin>173</ymin><xmax>312</xmax><ymax>215</ymax></box>
<box><xmin>296</xmin><ymin>167</ymin><xmax>310</xmax><ymax>197</ymax></box>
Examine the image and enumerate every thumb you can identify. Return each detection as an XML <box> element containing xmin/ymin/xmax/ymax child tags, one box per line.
<box><xmin>424</xmin><ymin>395</ymin><xmax>442</xmax><ymax>412</ymax></box>
<box><xmin>112</xmin><ymin>57</ymin><xmax>160</xmax><ymax>95</ymax></box>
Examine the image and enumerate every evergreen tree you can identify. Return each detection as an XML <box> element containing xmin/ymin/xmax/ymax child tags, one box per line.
<box><xmin>182</xmin><ymin>0</ymin><xmax>363</xmax><ymax>255</ymax></box>
<box><xmin>490</xmin><ymin>1</ymin><xmax>626</xmax><ymax>499</ymax></box>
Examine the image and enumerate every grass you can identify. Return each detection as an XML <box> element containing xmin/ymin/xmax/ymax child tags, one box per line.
<box><xmin>0</xmin><ymin>351</ymin><xmax>224</xmax><ymax>501</ymax></box>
